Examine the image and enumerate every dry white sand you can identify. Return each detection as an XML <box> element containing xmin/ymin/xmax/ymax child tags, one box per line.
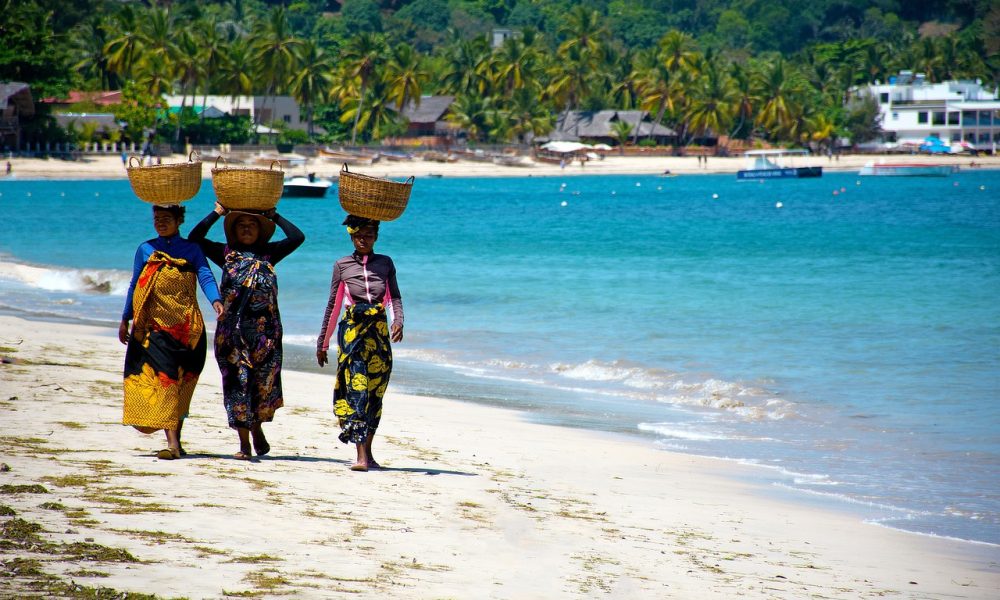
<box><xmin>4</xmin><ymin>151</ymin><xmax>997</xmax><ymax>181</ymax></box>
<box><xmin>0</xmin><ymin>314</ymin><xmax>997</xmax><ymax>599</ymax></box>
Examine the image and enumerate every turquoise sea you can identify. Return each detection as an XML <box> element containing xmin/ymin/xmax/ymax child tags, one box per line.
<box><xmin>1</xmin><ymin>169</ymin><xmax>998</xmax><ymax>546</ymax></box>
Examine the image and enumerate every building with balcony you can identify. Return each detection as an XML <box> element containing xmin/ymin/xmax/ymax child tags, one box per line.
<box><xmin>855</xmin><ymin>71</ymin><xmax>1000</xmax><ymax>151</ymax></box>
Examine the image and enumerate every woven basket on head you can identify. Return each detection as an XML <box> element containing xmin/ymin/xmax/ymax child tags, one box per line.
<box><xmin>338</xmin><ymin>164</ymin><xmax>414</xmax><ymax>221</ymax></box>
<box><xmin>127</xmin><ymin>151</ymin><xmax>202</xmax><ymax>205</ymax></box>
<box><xmin>211</xmin><ymin>157</ymin><xmax>284</xmax><ymax>211</ymax></box>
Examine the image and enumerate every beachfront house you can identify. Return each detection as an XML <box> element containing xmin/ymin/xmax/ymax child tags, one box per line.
<box><xmin>162</xmin><ymin>95</ymin><xmax>307</xmax><ymax>133</ymax></box>
<box><xmin>854</xmin><ymin>71</ymin><xmax>1000</xmax><ymax>153</ymax></box>
<box><xmin>542</xmin><ymin>110</ymin><xmax>676</xmax><ymax>146</ymax></box>
<box><xmin>384</xmin><ymin>95</ymin><xmax>458</xmax><ymax>146</ymax></box>
<box><xmin>0</xmin><ymin>82</ymin><xmax>34</xmax><ymax>151</ymax></box>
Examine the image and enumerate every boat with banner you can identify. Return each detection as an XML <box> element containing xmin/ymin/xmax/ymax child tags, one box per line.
<box><xmin>858</xmin><ymin>161</ymin><xmax>959</xmax><ymax>177</ymax></box>
<box><xmin>737</xmin><ymin>149</ymin><xmax>822</xmax><ymax>180</ymax></box>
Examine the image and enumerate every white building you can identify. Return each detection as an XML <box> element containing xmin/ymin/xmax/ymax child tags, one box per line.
<box><xmin>163</xmin><ymin>95</ymin><xmax>307</xmax><ymax>132</ymax></box>
<box><xmin>856</xmin><ymin>71</ymin><xmax>1000</xmax><ymax>150</ymax></box>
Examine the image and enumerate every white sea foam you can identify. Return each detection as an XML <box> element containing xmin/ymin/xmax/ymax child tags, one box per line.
<box><xmin>0</xmin><ymin>260</ymin><xmax>130</xmax><ymax>295</ymax></box>
<box><xmin>637</xmin><ymin>422</ymin><xmax>732</xmax><ymax>441</ymax></box>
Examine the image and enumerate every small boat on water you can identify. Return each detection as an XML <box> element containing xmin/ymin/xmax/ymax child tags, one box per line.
<box><xmin>858</xmin><ymin>161</ymin><xmax>959</xmax><ymax>177</ymax></box>
<box><xmin>737</xmin><ymin>149</ymin><xmax>822</xmax><ymax>180</ymax></box>
<box><xmin>282</xmin><ymin>174</ymin><xmax>333</xmax><ymax>198</ymax></box>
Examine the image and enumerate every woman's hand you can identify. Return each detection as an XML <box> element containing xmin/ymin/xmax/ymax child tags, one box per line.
<box><xmin>391</xmin><ymin>323</ymin><xmax>403</xmax><ymax>343</ymax></box>
<box><xmin>316</xmin><ymin>350</ymin><xmax>328</xmax><ymax>367</ymax></box>
<box><xmin>118</xmin><ymin>320</ymin><xmax>130</xmax><ymax>345</ymax></box>
<box><xmin>213</xmin><ymin>301</ymin><xmax>224</xmax><ymax>317</ymax></box>
<box><xmin>214</xmin><ymin>202</ymin><xmax>227</xmax><ymax>216</ymax></box>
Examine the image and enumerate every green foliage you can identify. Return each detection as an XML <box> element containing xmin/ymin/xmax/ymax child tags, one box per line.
<box><xmin>0</xmin><ymin>0</ymin><xmax>76</xmax><ymax>97</ymax></box>
<box><xmin>112</xmin><ymin>83</ymin><xmax>160</xmax><ymax>144</ymax></box>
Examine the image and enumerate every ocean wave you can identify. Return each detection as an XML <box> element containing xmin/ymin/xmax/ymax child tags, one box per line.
<box><xmin>0</xmin><ymin>259</ymin><xmax>130</xmax><ymax>295</ymax></box>
<box><xmin>637</xmin><ymin>422</ymin><xmax>734</xmax><ymax>441</ymax></box>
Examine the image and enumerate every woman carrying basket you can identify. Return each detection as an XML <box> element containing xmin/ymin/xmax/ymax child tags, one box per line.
<box><xmin>189</xmin><ymin>202</ymin><xmax>305</xmax><ymax>461</ymax></box>
<box><xmin>316</xmin><ymin>215</ymin><xmax>404</xmax><ymax>471</ymax></box>
<box><xmin>120</xmin><ymin>204</ymin><xmax>224</xmax><ymax>460</ymax></box>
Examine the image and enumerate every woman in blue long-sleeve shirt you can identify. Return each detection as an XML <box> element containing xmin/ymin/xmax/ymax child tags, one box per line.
<box><xmin>120</xmin><ymin>204</ymin><xmax>223</xmax><ymax>460</ymax></box>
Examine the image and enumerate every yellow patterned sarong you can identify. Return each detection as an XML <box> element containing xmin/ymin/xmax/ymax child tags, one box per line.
<box><xmin>123</xmin><ymin>251</ymin><xmax>207</xmax><ymax>432</ymax></box>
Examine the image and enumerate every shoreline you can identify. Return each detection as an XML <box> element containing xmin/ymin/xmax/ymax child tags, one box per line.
<box><xmin>1</xmin><ymin>313</ymin><xmax>997</xmax><ymax>598</ymax></box>
<box><xmin>3</xmin><ymin>152</ymin><xmax>999</xmax><ymax>181</ymax></box>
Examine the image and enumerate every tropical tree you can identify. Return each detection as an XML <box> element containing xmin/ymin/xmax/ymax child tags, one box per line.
<box><xmin>438</xmin><ymin>36</ymin><xmax>492</xmax><ymax>97</ymax></box>
<box><xmin>501</xmin><ymin>86</ymin><xmax>555</xmax><ymax>143</ymax></box>
<box><xmin>251</xmin><ymin>6</ymin><xmax>303</xmax><ymax>137</ymax></box>
<box><xmin>290</xmin><ymin>40</ymin><xmax>337</xmax><ymax>137</ymax></box>
<box><xmin>445</xmin><ymin>94</ymin><xmax>491</xmax><ymax>142</ymax></box>
<box><xmin>341</xmin><ymin>32</ymin><xmax>389</xmax><ymax>145</ymax></box>
<box><xmin>103</xmin><ymin>4</ymin><xmax>142</xmax><ymax>83</ymax></box>
<box><xmin>686</xmin><ymin>61</ymin><xmax>736</xmax><ymax>145</ymax></box>
<box><xmin>752</xmin><ymin>58</ymin><xmax>808</xmax><ymax>141</ymax></box>
<box><xmin>384</xmin><ymin>42</ymin><xmax>428</xmax><ymax>113</ymax></box>
<box><xmin>72</xmin><ymin>15</ymin><xmax>116</xmax><ymax>90</ymax></box>
<box><xmin>339</xmin><ymin>76</ymin><xmax>401</xmax><ymax>143</ymax></box>
<box><xmin>610</xmin><ymin>119</ymin><xmax>632</xmax><ymax>154</ymax></box>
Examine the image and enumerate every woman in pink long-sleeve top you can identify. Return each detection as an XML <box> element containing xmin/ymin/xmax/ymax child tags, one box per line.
<box><xmin>317</xmin><ymin>215</ymin><xmax>404</xmax><ymax>471</ymax></box>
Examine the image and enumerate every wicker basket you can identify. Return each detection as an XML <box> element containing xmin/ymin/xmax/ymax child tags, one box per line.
<box><xmin>211</xmin><ymin>157</ymin><xmax>284</xmax><ymax>211</ymax></box>
<box><xmin>127</xmin><ymin>152</ymin><xmax>202</xmax><ymax>205</ymax></box>
<box><xmin>338</xmin><ymin>164</ymin><xmax>414</xmax><ymax>221</ymax></box>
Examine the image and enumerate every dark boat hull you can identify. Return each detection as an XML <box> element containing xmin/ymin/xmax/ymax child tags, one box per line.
<box><xmin>736</xmin><ymin>166</ymin><xmax>823</xmax><ymax>180</ymax></box>
<box><xmin>282</xmin><ymin>185</ymin><xmax>329</xmax><ymax>198</ymax></box>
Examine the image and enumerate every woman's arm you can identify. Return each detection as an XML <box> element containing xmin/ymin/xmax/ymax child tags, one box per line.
<box><xmin>187</xmin><ymin>206</ymin><xmax>226</xmax><ymax>267</ymax></box>
<box><xmin>192</xmin><ymin>247</ymin><xmax>224</xmax><ymax>317</ymax></box>
<box><xmin>265</xmin><ymin>212</ymin><xmax>305</xmax><ymax>265</ymax></box>
<box><xmin>385</xmin><ymin>257</ymin><xmax>404</xmax><ymax>343</ymax></box>
<box><xmin>119</xmin><ymin>244</ymin><xmax>147</xmax><ymax>344</ymax></box>
<box><xmin>316</xmin><ymin>263</ymin><xmax>344</xmax><ymax>365</ymax></box>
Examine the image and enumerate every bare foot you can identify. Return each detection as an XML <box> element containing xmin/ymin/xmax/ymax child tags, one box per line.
<box><xmin>350</xmin><ymin>462</ymin><xmax>369</xmax><ymax>472</ymax></box>
<box><xmin>156</xmin><ymin>447</ymin><xmax>180</xmax><ymax>460</ymax></box>
<box><xmin>251</xmin><ymin>428</ymin><xmax>270</xmax><ymax>456</ymax></box>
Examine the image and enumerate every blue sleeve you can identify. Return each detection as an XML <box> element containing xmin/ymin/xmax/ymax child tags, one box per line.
<box><xmin>193</xmin><ymin>248</ymin><xmax>221</xmax><ymax>306</ymax></box>
<box><xmin>122</xmin><ymin>243</ymin><xmax>149</xmax><ymax>321</ymax></box>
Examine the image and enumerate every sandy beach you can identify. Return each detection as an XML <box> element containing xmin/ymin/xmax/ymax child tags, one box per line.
<box><xmin>4</xmin><ymin>150</ymin><xmax>998</xmax><ymax>181</ymax></box>
<box><xmin>0</xmin><ymin>314</ymin><xmax>997</xmax><ymax>599</ymax></box>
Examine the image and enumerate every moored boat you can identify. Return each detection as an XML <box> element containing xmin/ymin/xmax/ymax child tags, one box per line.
<box><xmin>282</xmin><ymin>174</ymin><xmax>333</xmax><ymax>198</ymax></box>
<box><xmin>858</xmin><ymin>161</ymin><xmax>958</xmax><ymax>177</ymax></box>
<box><xmin>737</xmin><ymin>149</ymin><xmax>822</xmax><ymax>180</ymax></box>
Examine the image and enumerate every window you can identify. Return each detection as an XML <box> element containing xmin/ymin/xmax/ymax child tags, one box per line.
<box><xmin>282</xmin><ymin>115</ymin><xmax>291</xmax><ymax>123</ymax></box>
<box><xmin>948</xmin><ymin>112</ymin><xmax>959</xmax><ymax>125</ymax></box>
<box><xmin>892</xmin><ymin>112</ymin><xmax>898</xmax><ymax>120</ymax></box>
<box><xmin>932</xmin><ymin>111</ymin><xmax>945</xmax><ymax>125</ymax></box>
<box><xmin>917</xmin><ymin>112</ymin><xmax>928</xmax><ymax>124</ymax></box>
<box><xmin>879</xmin><ymin>92</ymin><xmax>889</xmax><ymax>103</ymax></box>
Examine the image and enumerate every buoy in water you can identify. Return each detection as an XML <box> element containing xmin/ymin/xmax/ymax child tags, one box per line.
<box><xmin>560</xmin><ymin>200</ymin><xmax>568</xmax><ymax>207</ymax></box>
<box><xmin>776</xmin><ymin>201</ymin><xmax>783</xmax><ymax>208</ymax></box>
<box><xmin>712</xmin><ymin>193</ymin><xmax>719</xmax><ymax>199</ymax></box>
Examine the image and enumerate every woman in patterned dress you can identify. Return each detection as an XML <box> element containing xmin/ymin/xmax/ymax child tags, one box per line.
<box><xmin>120</xmin><ymin>204</ymin><xmax>224</xmax><ymax>460</ymax></box>
<box><xmin>189</xmin><ymin>203</ymin><xmax>304</xmax><ymax>460</ymax></box>
<box><xmin>317</xmin><ymin>215</ymin><xmax>404</xmax><ymax>471</ymax></box>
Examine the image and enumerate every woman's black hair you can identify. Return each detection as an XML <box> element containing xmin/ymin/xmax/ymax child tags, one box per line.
<box><xmin>342</xmin><ymin>214</ymin><xmax>380</xmax><ymax>231</ymax></box>
<box><xmin>152</xmin><ymin>204</ymin><xmax>186</xmax><ymax>221</ymax></box>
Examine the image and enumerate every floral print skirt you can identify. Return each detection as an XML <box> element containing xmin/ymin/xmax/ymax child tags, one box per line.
<box><xmin>334</xmin><ymin>303</ymin><xmax>392</xmax><ymax>444</ymax></box>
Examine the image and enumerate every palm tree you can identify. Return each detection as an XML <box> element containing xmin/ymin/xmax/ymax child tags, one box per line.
<box><xmin>103</xmin><ymin>5</ymin><xmax>142</xmax><ymax>82</ymax></box>
<box><xmin>340</xmin><ymin>76</ymin><xmax>400</xmax><ymax>143</ymax></box>
<box><xmin>439</xmin><ymin>36</ymin><xmax>492</xmax><ymax>97</ymax></box>
<box><xmin>686</xmin><ymin>61</ymin><xmax>736</xmax><ymax>146</ymax></box>
<box><xmin>217</xmin><ymin>38</ymin><xmax>255</xmax><ymax>110</ymax></box>
<box><xmin>445</xmin><ymin>94</ymin><xmax>491</xmax><ymax>142</ymax></box>
<box><xmin>610</xmin><ymin>120</ymin><xmax>632</xmax><ymax>154</ymax></box>
<box><xmin>503</xmin><ymin>86</ymin><xmax>555</xmax><ymax>143</ymax></box>
<box><xmin>384</xmin><ymin>42</ymin><xmax>428</xmax><ymax>115</ymax></box>
<box><xmin>73</xmin><ymin>15</ymin><xmax>116</xmax><ymax>89</ymax></box>
<box><xmin>728</xmin><ymin>61</ymin><xmax>756</xmax><ymax>140</ymax></box>
<box><xmin>752</xmin><ymin>58</ymin><xmax>807</xmax><ymax>142</ymax></box>
<box><xmin>658</xmin><ymin>30</ymin><xmax>698</xmax><ymax>76</ymax></box>
<box><xmin>490</xmin><ymin>33</ymin><xmax>542</xmax><ymax>97</ymax></box>
<box><xmin>558</xmin><ymin>6</ymin><xmax>607</xmax><ymax>60</ymax></box>
<box><xmin>251</xmin><ymin>6</ymin><xmax>303</xmax><ymax>136</ymax></box>
<box><xmin>290</xmin><ymin>40</ymin><xmax>337</xmax><ymax>138</ymax></box>
<box><xmin>341</xmin><ymin>32</ymin><xmax>389</xmax><ymax>145</ymax></box>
